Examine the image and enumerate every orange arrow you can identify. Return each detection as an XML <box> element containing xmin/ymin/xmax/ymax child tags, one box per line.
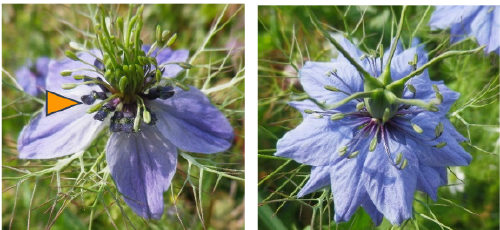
<box><xmin>46</xmin><ymin>91</ymin><xmax>82</xmax><ymax>116</ymax></box>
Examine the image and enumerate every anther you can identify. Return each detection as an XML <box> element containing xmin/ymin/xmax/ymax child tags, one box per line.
<box><xmin>400</xmin><ymin>159</ymin><xmax>408</xmax><ymax>169</ymax></box>
<box><xmin>324</xmin><ymin>85</ymin><xmax>340</xmax><ymax>92</ymax></box>
<box><xmin>369</xmin><ymin>136</ymin><xmax>377</xmax><ymax>152</ymax></box>
<box><xmin>434</xmin><ymin>142</ymin><xmax>447</xmax><ymax>148</ymax></box>
<box><xmin>330</xmin><ymin>113</ymin><xmax>345</xmax><ymax>121</ymax></box>
<box><xmin>435</xmin><ymin>122</ymin><xmax>444</xmax><ymax>138</ymax></box>
<box><xmin>411</xmin><ymin>123</ymin><xmax>423</xmax><ymax>134</ymax></box>
<box><xmin>395</xmin><ymin>153</ymin><xmax>403</xmax><ymax>165</ymax></box>
<box><xmin>304</xmin><ymin>109</ymin><xmax>314</xmax><ymax>114</ymax></box>
<box><xmin>356</xmin><ymin>102</ymin><xmax>365</xmax><ymax>111</ymax></box>
<box><xmin>338</xmin><ymin>146</ymin><xmax>348</xmax><ymax>157</ymax></box>
<box><xmin>347</xmin><ymin>151</ymin><xmax>360</xmax><ymax>159</ymax></box>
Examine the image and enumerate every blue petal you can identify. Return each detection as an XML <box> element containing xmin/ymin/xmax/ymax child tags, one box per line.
<box><xmin>389</xmin><ymin>46</ymin><xmax>428</xmax><ymax>82</ymax></box>
<box><xmin>330</xmin><ymin>137</ymin><xmax>370</xmax><ymax>224</ymax></box>
<box><xmin>275</xmin><ymin>104</ymin><xmax>354</xmax><ymax>166</ymax></box>
<box><xmin>336</xmin><ymin>37</ymin><xmax>372</xmax><ymax>73</ymax></box>
<box><xmin>299</xmin><ymin>61</ymin><xmax>363</xmax><ymax>110</ymax></box>
<box><xmin>361</xmin><ymin>198</ymin><xmax>384</xmax><ymax>226</ymax></box>
<box><xmin>469</xmin><ymin>7</ymin><xmax>491</xmax><ymax>49</ymax></box>
<box><xmin>142</xmin><ymin>45</ymin><xmax>189</xmax><ymax>78</ymax></box>
<box><xmin>18</xmin><ymin>98</ymin><xmax>104</xmax><ymax>159</ymax></box>
<box><xmin>297</xmin><ymin>166</ymin><xmax>331</xmax><ymax>197</ymax></box>
<box><xmin>106</xmin><ymin>124</ymin><xmax>177</xmax><ymax>219</ymax></box>
<box><xmin>148</xmin><ymin>86</ymin><xmax>233</xmax><ymax>154</ymax></box>
<box><xmin>46</xmin><ymin>50</ymin><xmax>103</xmax><ymax>94</ymax></box>
<box><xmin>429</xmin><ymin>6</ymin><xmax>479</xmax><ymax>31</ymax></box>
<box><xmin>362</xmin><ymin>138</ymin><xmax>418</xmax><ymax>225</ymax></box>
<box><xmin>416</xmin><ymin>166</ymin><xmax>447</xmax><ymax>201</ymax></box>
<box><xmin>15</xmin><ymin>57</ymin><xmax>50</xmax><ymax>96</ymax></box>
<box><xmin>394</xmin><ymin>112</ymin><xmax>472</xmax><ymax>166</ymax></box>
<box><xmin>488</xmin><ymin>7</ymin><xmax>500</xmax><ymax>54</ymax></box>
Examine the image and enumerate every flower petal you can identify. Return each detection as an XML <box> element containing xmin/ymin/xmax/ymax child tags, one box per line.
<box><xmin>330</xmin><ymin>136</ymin><xmax>370</xmax><ymax>223</ymax></box>
<box><xmin>142</xmin><ymin>45</ymin><xmax>189</xmax><ymax>78</ymax></box>
<box><xmin>106</xmin><ymin>124</ymin><xmax>178</xmax><ymax>219</ymax></box>
<box><xmin>148</xmin><ymin>86</ymin><xmax>233</xmax><ymax>153</ymax></box>
<box><xmin>275</xmin><ymin>109</ymin><xmax>354</xmax><ymax>166</ymax></box>
<box><xmin>299</xmin><ymin>61</ymin><xmax>363</xmax><ymax>110</ymax></box>
<box><xmin>416</xmin><ymin>165</ymin><xmax>447</xmax><ymax>201</ymax></box>
<box><xmin>362</xmin><ymin>139</ymin><xmax>418</xmax><ymax>225</ymax></box>
<box><xmin>429</xmin><ymin>6</ymin><xmax>479</xmax><ymax>30</ymax></box>
<box><xmin>297</xmin><ymin>166</ymin><xmax>331</xmax><ymax>197</ymax></box>
<box><xmin>18</xmin><ymin>101</ymin><xmax>104</xmax><ymax>159</ymax></box>
<box><xmin>361</xmin><ymin>198</ymin><xmax>384</xmax><ymax>226</ymax></box>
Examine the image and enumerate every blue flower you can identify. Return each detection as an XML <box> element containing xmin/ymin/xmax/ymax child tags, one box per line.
<box><xmin>429</xmin><ymin>6</ymin><xmax>499</xmax><ymax>54</ymax></box>
<box><xmin>17</xmin><ymin>46</ymin><xmax>234</xmax><ymax>219</ymax></box>
<box><xmin>275</xmin><ymin>37</ymin><xmax>472</xmax><ymax>225</ymax></box>
<box><xmin>15</xmin><ymin>57</ymin><xmax>51</xmax><ymax>96</ymax></box>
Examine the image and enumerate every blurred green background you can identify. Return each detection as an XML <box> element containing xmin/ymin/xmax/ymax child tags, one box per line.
<box><xmin>2</xmin><ymin>4</ymin><xmax>244</xmax><ymax>229</ymax></box>
<box><xmin>258</xmin><ymin>5</ymin><xmax>499</xmax><ymax>230</ymax></box>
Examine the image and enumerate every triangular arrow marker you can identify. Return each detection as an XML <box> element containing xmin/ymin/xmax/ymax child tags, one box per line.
<box><xmin>46</xmin><ymin>90</ymin><xmax>82</xmax><ymax>116</ymax></box>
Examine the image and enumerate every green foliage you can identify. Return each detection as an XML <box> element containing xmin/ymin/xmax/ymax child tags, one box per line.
<box><xmin>258</xmin><ymin>5</ymin><xmax>499</xmax><ymax>230</ymax></box>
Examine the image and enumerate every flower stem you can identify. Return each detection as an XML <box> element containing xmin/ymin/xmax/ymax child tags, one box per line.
<box><xmin>380</xmin><ymin>5</ymin><xmax>407</xmax><ymax>85</ymax></box>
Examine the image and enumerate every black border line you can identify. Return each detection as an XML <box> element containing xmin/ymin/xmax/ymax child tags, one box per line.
<box><xmin>46</xmin><ymin>90</ymin><xmax>83</xmax><ymax>116</ymax></box>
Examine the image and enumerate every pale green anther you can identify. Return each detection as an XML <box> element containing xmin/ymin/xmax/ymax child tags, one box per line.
<box><xmin>429</xmin><ymin>104</ymin><xmax>440</xmax><ymax>112</ymax></box>
<box><xmin>408</xmin><ymin>61</ymin><xmax>414</xmax><ymax>66</ymax></box>
<box><xmin>348</xmin><ymin>151</ymin><xmax>360</xmax><ymax>159</ymax></box>
<box><xmin>325</xmin><ymin>71</ymin><xmax>331</xmax><ymax>77</ymax></box>
<box><xmin>73</xmin><ymin>75</ymin><xmax>85</xmax><ymax>80</ymax></box>
<box><xmin>60</xmin><ymin>70</ymin><xmax>72</xmax><ymax>77</ymax></box>
<box><xmin>134</xmin><ymin>109</ymin><xmax>142</xmax><ymax>132</ymax></box>
<box><xmin>61</xmin><ymin>83</ymin><xmax>77</xmax><ymax>89</ymax></box>
<box><xmin>65</xmin><ymin>50</ymin><xmax>79</xmax><ymax>61</ymax></box>
<box><xmin>412</xmin><ymin>123</ymin><xmax>424</xmax><ymax>133</ymax></box>
<box><xmin>313</xmin><ymin>113</ymin><xmax>323</xmax><ymax>119</ymax></box>
<box><xmin>143</xmin><ymin>109</ymin><xmax>151</xmax><ymax>123</ymax></box>
<box><xmin>369</xmin><ymin>136</ymin><xmax>377</xmax><ymax>152</ymax></box>
<box><xmin>166</xmin><ymin>33</ymin><xmax>177</xmax><ymax>46</ymax></box>
<box><xmin>407</xmin><ymin>84</ymin><xmax>416</xmax><ymax>94</ymax></box>
<box><xmin>401</xmin><ymin>159</ymin><xmax>408</xmax><ymax>169</ymax></box>
<box><xmin>324</xmin><ymin>85</ymin><xmax>339</xmax><ymax>92</ymax></box>
<box><xmin>152</xmin><ymin>69</ymin><xmax>160</xmax><ymax>82</ymax></box>
<box><xmin>338</xmin><ymin>146</ymin><xmax>347</xmax><ymax>152</ymax></box>
<box><xmin>119</xmin><ymin>76</ymin><xmax>128</xmax><ymax>92</ymax></box>
<box><xmin>338</xmin><ymin>149</ymin><xmax>347</xmax><ymax>157</ymax></box>
<box><xmin>382</xmin><ymin>108</ymin><xmax>391</xmax><ymax>123</ymax></box>
<box><xmin>360</xmin><ymin>54</ymin><xmax>367</xmax><ymax>61</ymax></box>
<box><xmin>116</xmin><ymin>102</ymin><xmax>123</xmax><ymax>111</ymax></box>
<box><xmin>177</xmin><ymin>62</ymin><xmax>193</xmax><ymax>69</ymax></box>
<box><xmin>436</xmin><ymin>92</ymin><xmax>443</xmax><ymax>104</ymax></box>
<box><xmin>175</xmin><ymin>81</ymin><xmax>190</xmax><ymax>91</ymax></box>
<box><xmin>87</xmin><ymin>103</ymin><xmax>102</xmax><ymax>113</ymax></box>
<box><xmin>432</xmin><ymin>84</ymin><xmax>439</xmax><ymax>92</ymax></box>
<box><xmin>356</xmin><ymin>102</ymin><xmax>365</xmax><ymax>111</ymax></box>
<box><xmin>117</xmin><ymin>17</ymin><xmax>124</xmax><ymax>32</ymax></box>
<box><xmin>304</xmin><ymin>109</ymin><xmax>314</xmax><ymax>114</ymax></box>
<box><xmin>161</xmin><ymin>30</ymin><xmax>171</xmax><ymax>42</ymax></box>
<box><xmin>378</xmin><ymin>44</ymin><xmax>384</xmax><ymax>59</ymax></box>
<box><xmin>435</xmin><ymin>142</ymin><xmax>447</xmax><ymax>148</ymax></box>
<box><xmin>69</xmin><ymin>42</ymin><xmax>84</xmax><ymax>51</ymax></box>
<box><xmin>395</xmin><ymin>153</ymin><xmax>403</xmax><ymax>165</ymax></box>
<box><xmin>330</xmin><ymin>113</ymin><xmax>345</xmax><ymax>121</ymax></box>
<box><xmin>435</xmin><ymin>122</ymin><xmax>444</xmax><ymax>137</ymax></box>
<box><xmin>156</xmin><ymin>25</ymin><xmax>162</xmax><ymax>42</ymax></box>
